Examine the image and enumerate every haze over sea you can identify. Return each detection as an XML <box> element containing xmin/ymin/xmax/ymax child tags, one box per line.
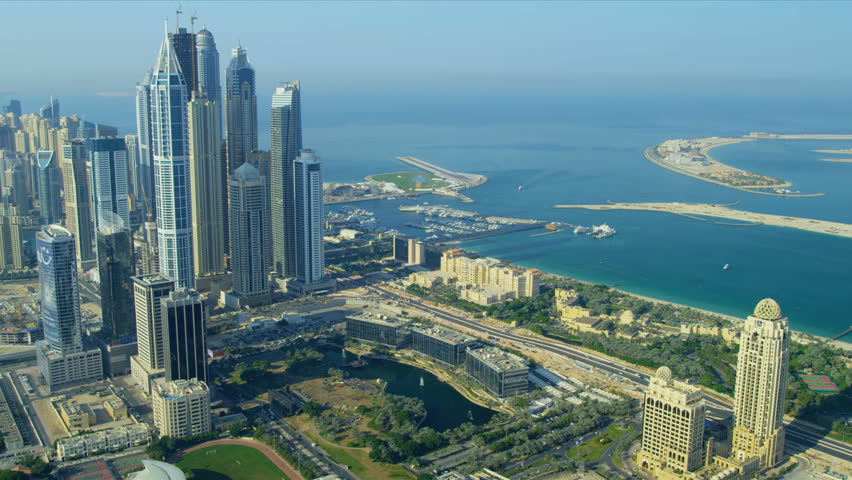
<box><xmin>9</xmin><ymin>91</ymin><xmax>852</xmax><ymax>339</ymax></box>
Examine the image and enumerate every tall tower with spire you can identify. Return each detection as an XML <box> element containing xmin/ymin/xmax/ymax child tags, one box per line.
<box><xmin>731</xmin><ymin>298</ymin><xmax>790</xmax><ymax>470</ymax></box>
<box><xmin>149</xmin><ymin>27</ymin><xmax>195</xmax><ymax>288</ymax></box>
<box><xmin>224</xmin><ymin>44</ymin><xmax>257</xmax><ymax>174</ymax></box>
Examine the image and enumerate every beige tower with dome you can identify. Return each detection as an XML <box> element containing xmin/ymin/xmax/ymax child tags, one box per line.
<box><xmin>731</xmin><ymin>298</ymin><xmax>790</xmax><ymax>470</ymax></box>
<box><xmin>638</xmin><ymin>366</ymin><xmax>707</xmax><ymax>477</ymax></box>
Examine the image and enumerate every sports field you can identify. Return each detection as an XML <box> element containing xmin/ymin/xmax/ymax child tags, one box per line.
<box><xmin>795</xmin><ymin>372</ymin><xmax>840</xmax><ymax>393</ymax></box>
<box><xmin>177</xmin><ymin>444</ymin><xmax>292</xmax><ymax>480</ymax></box>
<box><xmin>370</xmin><ymin>171</ymin><xmax>451</xmax><ymax>192</ymax></box>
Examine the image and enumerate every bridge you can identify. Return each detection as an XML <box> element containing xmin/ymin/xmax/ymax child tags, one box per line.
<box><xmin>831</xmin><ymin>326</ymin><xmax>852</xmax><ymax>341</ymax></box>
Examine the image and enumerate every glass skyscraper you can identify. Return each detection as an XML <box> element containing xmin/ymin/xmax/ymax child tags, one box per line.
<box><xmin>149</xmin><ymin>33</ymin><xmax>195</xmax><ymax>288</ymax></box>
<box><xmin>270</xmin><ymin>81</ymin><xmax>301</xmax><ymax>278</ymax></box>
<box><xmin>37</xmin><ymin>225</ymin><xmax>83</xmax><ymax>355</ymax></box>
<box><xmin>225</xmin><ymin>44</ymin><xmax>257</xmax><ymax>174</ymax></box>
<box><xmin>135</xmin><ymin>70</ymin><xmax>155</xmax><ymax>216</ymax></box>
<box><xmin>293</xmin><ymin>149</ymin><xmax>326</xmax><ymax>285</ymax></box>
<box><xmin>91</xmin><ymin>137</ymin><xmax>130</xmax><ymax>231</ymax></box>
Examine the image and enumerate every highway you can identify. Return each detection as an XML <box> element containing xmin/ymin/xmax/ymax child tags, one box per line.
<box><xmin>366</xmin><ymin>284</ymin><xmax>852</xmax><ymax>464</ymax></box>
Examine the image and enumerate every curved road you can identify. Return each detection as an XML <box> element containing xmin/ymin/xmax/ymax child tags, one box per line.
<box><xmin>369</xmin><ymin>284</ymin><xmax>852</xmax><ymax>464</ymax></box>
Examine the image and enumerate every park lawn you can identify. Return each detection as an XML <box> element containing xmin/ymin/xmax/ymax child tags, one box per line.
<box><xmin>291</xmin><ymin>415</ymin><xmax>415</xmax><ymax>480</ymax></box>
<box><xmin>371</xmin><ymin>172</ymin><xmax>450</xmax><ymax>192</ymax></box>
<box><xmin>177</xmin><ymin>445</ymin><xmax>292</xmax><ymax>480</ymax></box>
<box><xmin>567</xmin><ymin>423</ymin><xmax>635</xmax><ymax>464</ymax></box>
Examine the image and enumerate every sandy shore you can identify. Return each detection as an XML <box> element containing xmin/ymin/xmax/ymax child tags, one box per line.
<box><xmin>540</xmin><ymin>271</ymin><xmax>851</xmax><ymax>351</ymax></box>
<box><xmin>820</xmin><ymin>158</ymin><xmax>852</xmax><ymax>163</ymax></box>
<box><xmin>554</xmin><ymin>202</ymin><xmax>852</xmax><ymax>239</ymax></box>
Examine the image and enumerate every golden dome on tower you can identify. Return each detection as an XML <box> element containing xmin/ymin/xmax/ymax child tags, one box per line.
<box><xmin>753</xmin><ymin>298</ymin><xmax>783</xmax><ymax>320</ymax></box>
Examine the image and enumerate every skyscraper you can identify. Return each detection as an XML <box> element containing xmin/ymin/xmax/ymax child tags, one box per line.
<box><xmin>638</xmin><ymin>366</ymin><xmax>706</xmax><ymax>476</ymax></box>
<box><xmin>0</xmin><ymin>207</ymin><xmax>24</xmax><ymax>271</ymax></box>
<box><xmin>129</xmin><ymin>274</ymin><xmax>174</xmax><ymax>393</ymax></box>
<box><xmin>3</xmin><ymin>100</ymin><xmax>21</xmax><ymax>117</ymax></box>
<box><xmin>292</xmin><ymin>149</ymin><xmax>331</xmax><ymax>294</ymax></box>
<box><xmin>39</xmin><ymin>97</ymin><xmax>59</xmax><ymax>128</ymax></box>
<box><xmin>96</xmin><ymin>219</ymin><xmax>135</xmax><ymax>340</ymax></box>
<box><xmin>162</xmin><ymin>288</ymin><xmax>207</xmax><ymax>384</ymax></box>
<box><xmin>188</xmin><ymin>96</ymin><xmax>225</xmax><ymax>278</ymax></box>
<box><xmin>135</xmin><ymin>70</ymin><xmax>155</xmax><ymax>216</ymax></box>
<box><xmin>36</xmin><ymin>151</ymin><xmax>63</xmax><ymax>225</ymax></box>
<box><xmin>731</xmin><ymin>298</ymin><xmax>790</xmax><ymax>469</ymax></box>
<box><xmin>124</xmin><ymin>134</ymin><xmax>140</xmax><ymax>207</ymax></box>
<box><xmin>270</xmin><ymin>81</ymin><xmax>301</xmax><ymax>279</ymax></box>
<box><xmin>169</xmin><ymin>27</ymin><xmax>198</xmax><ymax>94</ymax></box>
<box><xmin>195</xmin><ymin>28</ymin><xmax>221</xmax><ymax>103</ymax></box>
<box><xmin>91</xmin><ymin>137</ymin><xmax>130</xmax><ymax>231</ymax></box>
<box><xmin>150</xmin><ymin>31</ymin><xmax>195</xmax><ymax>288</ymax></box>
<box><xmin>37</xmin><ymin>225</ymin><xmax>82</xmax><ymax>355</ymax></box>
<box><xmin>224</xmin><ymin>44</ymin><xmax>257</xmax><ymax>173</ymax></box>
<box><xmin>35</xmin><ymin>225</ymin><xmax>103</xmax><ymax>390</ymax></box>
<box><xmin>61</xmin><ymin>139</ymin><xmax>95</xmax><ymax>264</ymax></box>
<box><xmin>229</xmin><ymin>163</ymin><xmax>271</xmax><ymax>306</ymax></box>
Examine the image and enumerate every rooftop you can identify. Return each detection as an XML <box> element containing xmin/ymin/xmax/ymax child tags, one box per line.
<box><xmin>347</xmin><ymin>311</ymin><xmax>410</xmax><ymax>328</ymax></box>
<box><xmin>467</xmin><ymin>347</ymin><xmax>528</xmax><ymax>372</ymax></box>
<box><xmin>413</xmin><ymin>325</ymin><xmax>477</xmax><ymax>344</ymax></box>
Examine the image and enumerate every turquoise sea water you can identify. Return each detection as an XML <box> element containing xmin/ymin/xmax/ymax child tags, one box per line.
<box><xmin>24</xmin><ymin>93</ymin><xmax>852</xmax><ymax>339</ymax></box>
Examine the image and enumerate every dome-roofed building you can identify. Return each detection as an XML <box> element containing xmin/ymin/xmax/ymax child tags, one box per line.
<box><xmin>128</xmin><ymin>460</ymin><xmax>186</xmax><ymax>480</ymax></box>
<box><xmin>654</xmin><ymin>366</ymin><xmax>673</xmax><ymax>383</ymax></box>
<box><xmin>753</xmin><ymin>298</ymin><xmax>783</xmax><ymax>320</ymax></box>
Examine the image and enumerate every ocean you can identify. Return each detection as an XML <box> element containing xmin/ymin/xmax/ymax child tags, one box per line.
<box><xmin>15</xmin><ymin>92</ymin><xmax>852</xmax><ymax>339</ymax></box>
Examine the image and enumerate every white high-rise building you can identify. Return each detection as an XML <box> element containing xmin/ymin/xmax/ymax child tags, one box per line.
<box><xmin>731</xmin><ymin>298</ymin><xmax>790</xmax><ymax>470</ymax></box>
<box><xmin>90</xmin><ymin>137</ymin><xmax>130</xmax><ymax>231</ymax></box>
<box><xmin>152</xmin><ymin>378</ymin><xmax>211</xmax><ymax>439</ymax></box>
<box><xmin>229</xmin><ymin>163</ymin><xmax>271</xmax><ymax>306</ymax></box>
<box><xmin>134</xmin><ymin>70</ymin><xmax>155</xmax><ymax>215</ymax></box>
<box><xmin>293</xmin><ymin>149</ymin><xmax>326</xmax><ymax>286</ymax></box>
<box><xmin>188</xmin><ymin>96</ymin><xmax>225</xmax><ymax>278</ymax></box>
<box><xmin>149</xmin><ymin>31</ymin><xmax>194</xmax><ymax>288</ymax></box>
<box><xmin>129</xmin><ymin>274</ymin><xmax>174</xmax><ymax>393</ymax></box>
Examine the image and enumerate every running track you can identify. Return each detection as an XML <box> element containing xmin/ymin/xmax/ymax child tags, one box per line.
<box><xmin>180</xmin><ymin>438</ymin><xmax>306</xmax><ymax>480</ymax></box>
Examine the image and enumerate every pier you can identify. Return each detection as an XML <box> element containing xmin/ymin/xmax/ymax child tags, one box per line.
<box><xmin>831</xmin><ymin>326</ymin><xmax>852</xmax><ymax>341</ymax></box>
<box><xmin>395</xmin><ymin>156</ymin><xmax>488</xmax><ymax>189</ymax></box>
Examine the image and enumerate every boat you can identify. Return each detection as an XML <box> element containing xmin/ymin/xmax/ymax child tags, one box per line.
<box><xmin>545</xmin><ymin>224</ymin><xmax>559</xmax><ymax>231</ymax></box>
<box><xmin>723</xmin><ymin>264</ymin><xmax>730</xmax><ymax>270</ymax></box>
<box><xmin>574</xmin><ymin>226</ymin><xmax>592</xmax><ymax>235</ymax></box>
<box><xmin>518</xmin><ymin>185</ymin><xmax>524</xmax><ymax>191</ymax></box>
<box><xmin>590</xmin><ymin>223</ymin><xmax>616</xmax><ymax>238</ymax></box>
<box><xmin>419</xmin><ymin>376</ymin><xmax>424</xmax><ymax>387</ymax></box>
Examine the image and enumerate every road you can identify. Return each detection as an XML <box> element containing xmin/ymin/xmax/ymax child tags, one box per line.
<box><xmin>366</xmin><ymin>283</ymin><xmax>852</xmax><ymax>464</ymax></box>
<box><xmin>266</xmin><ymin>409</ymin><xmax>359</xmax><ymax>480</ymax></box>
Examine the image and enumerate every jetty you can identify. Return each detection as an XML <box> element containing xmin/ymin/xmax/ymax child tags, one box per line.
<box><xmin>553</xmin><ymin>202</ymin><xmax>852</xmax><ymax>239</ymax></box>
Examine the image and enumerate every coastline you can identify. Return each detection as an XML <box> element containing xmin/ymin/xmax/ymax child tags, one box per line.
<box><xmin>539</xmin><ymin>271</ymin><xmax>851</xmax><ymax>351</ymax></box>
<box><xmin>644</xmin><ymin>140</ymin><xmax>824</xmax><ymax>197</ymax></box>
<box><xmin>554</xmin><ymin>202</ymin><xmax>852</xmax><ymax>239</ymax></box>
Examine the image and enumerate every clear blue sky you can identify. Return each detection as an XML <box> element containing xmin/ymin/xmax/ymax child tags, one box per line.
<box><xmin>3</xmin><ymin>1</ymin><xmax>852</xmax><ymax>97</ymax></box>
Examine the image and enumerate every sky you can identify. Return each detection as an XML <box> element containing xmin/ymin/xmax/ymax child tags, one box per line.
<box><xmin>3</xmin><ymin>1</ymin><xmax>852</xmax><ymax>98</ymax></box>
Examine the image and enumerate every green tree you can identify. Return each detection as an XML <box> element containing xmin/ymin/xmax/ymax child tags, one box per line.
<box><xmin>0</xmin><ymin>471</ymin><xmax>27</xmax><ymax>480</ymax></box>
<box><xmin>18</xmin><ymin>455</ymin><xmax>49</xmax><ymax>476</ymax></box>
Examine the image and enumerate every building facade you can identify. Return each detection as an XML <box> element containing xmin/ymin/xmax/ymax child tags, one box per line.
<box><xmin>162</xmin><ymin>288</ymin><xmax>208</xmax><ymax>384</ymax></box>
<box><xmin>168</xmin><ymin>27</ymin><xmax>198</xmax><ymax>94</ymax></box>
<box><xmin>35</xmin><ymin>225</ymin><xmax>103</xmax><ymax>390</ymax></box>
<box><xmin>61</xmin><ymin>139</ymin><xmax>95</xmax><ymax>263</ymax></box>
<box><xmin>270</xmin><ymin>81</ymin><xmax>301</xmax><ymax>278</ymax></box>
<box><xmin>152</xmin><ymin>378</ymin><xmax>211</xmax><ymax>439</ymax></box>
<box><xmin>224</xmin><ymin>44</ymin><xmax>257</xmax><ymax>174</ymax></box>
<box><xmin>412</xmin><ymin>326</ymin><xmax>478</xmax><ymax>367</ymax></box>
<box><xmin>0</xmin><ymin>210</ymin><xmax>24</xmax><ymax>270</ymax></box>
<box><xmin>638</xmin><ymin>366</ymin><xmax>707</xmax><ymax>476</ymax></box>
<box><xmin>731</xmin><ymin>299</ymin><xmax>790</xmax><ymax>470</ymax></box>
<box><xmin>291</xmin><ymin>149</ymin><xmax>333</xmax><ymax>294</ymax></box>
<box><xmin>36</xmin><ymin>150</ymin><xmax>63</xmax><ymax>224</ymax></box>
<box><xmin>97</xmin><ymin>224</ymin><xmax>136</xmax><ymax>340</ymax></box>
<box><xmin>149</xmin><ymin>33</ymin><xmax>195</xmax><ymax>288</ymax></box>
<box><xmin>130</xmin><ymin>274</ymin><xmax>175</xmax><ymax>393</ymax></box>
<box><xmin>229</xmin><ymin>162</ymin><xmax>271</xmax><ymax>306</ymax></box>
<box><xmin>465</xmin><ymin>347</ymin><xmax>528</xmax><ymax>398</ymax></box>
<box><xmin>188</xmin><ymin>95</ymin><xmax>225</xmax><ymax>278</ymax></box>
<box><xmin>135</xmin><ymin>70</ymin><xmax>155</xmax><ymax>215</ymax></box>
<box><xmin>345</xmin><ymin>313</ymin><xmax>411</xmax><ymax>348</ymax></box>
<box><xmin>90</xmin><ymin>137</ymin><xmax>130</xmax><ymax>231</ymax></box>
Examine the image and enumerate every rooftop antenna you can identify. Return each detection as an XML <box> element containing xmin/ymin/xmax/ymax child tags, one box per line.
<box><xmin>175</xmin><ymin>5</ymin><xmax>183</xmax><ymax>31</ymax></box>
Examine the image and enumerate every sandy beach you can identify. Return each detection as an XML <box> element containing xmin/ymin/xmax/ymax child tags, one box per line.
<box><xmin>820</xmin><ymin>158</ymin><xmax>852</xmax><ymax>163</ymax></box>
<box><xmin>554</xmin><ymin>202</ymin><xmax>852</xmax><ymax>239</ymax></box>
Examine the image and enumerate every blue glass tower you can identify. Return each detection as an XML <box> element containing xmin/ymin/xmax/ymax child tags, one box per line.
<box><xmin>150</xmin><ymin>30</ymin><xmax>195</xmax><ymax>288</ymax></box>
<box><xmin>37</xmin><ymin>225</ymin><xmax>83</xmax><ymax>355</ymax></box>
